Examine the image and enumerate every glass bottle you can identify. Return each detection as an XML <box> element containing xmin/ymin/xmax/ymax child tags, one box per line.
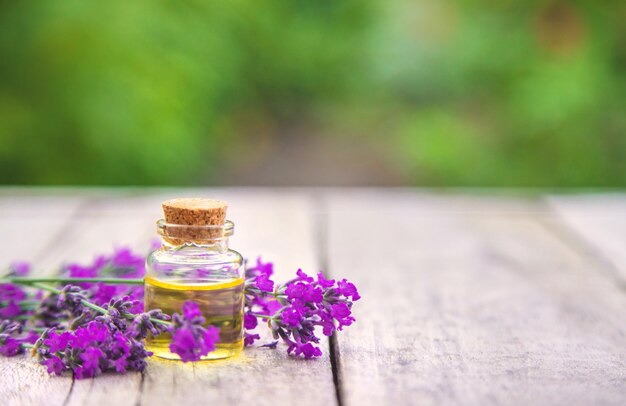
<box><xmin>144</xmin><ymin>219</ymin><xmax>244</xmax><ymax>360</ymax></box>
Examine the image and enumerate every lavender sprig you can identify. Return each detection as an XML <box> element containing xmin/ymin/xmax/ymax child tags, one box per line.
<box><xmin>244</xmin><ymin>258</ymin><xmax>361</xmax><ymax>358</ymax></box>
<box><xmin>31</xmin><ymin>295</ymin><xmax>219</xmax><ymax>376</ymax></box>
<box><xmin>34</xmin><ymin>321</ymin><xmax>152</xmax><ymax>378</ymax></box>
<box><xmin>8</xmin><ymin>281</ymin><xmax>218</xmax><ymax>371</ymax></box>
<box><xmin>1</xmin><ymin>277</ymin><xmax>144</xmax><ymax>285</ymax></box>
<box><xmin>0</xmin><ymin>320</ymin><xmax>28</xmax><ymax>356</ymax></box>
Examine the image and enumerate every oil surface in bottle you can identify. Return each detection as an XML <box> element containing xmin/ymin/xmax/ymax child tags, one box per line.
<box><xmin>144</xmin><ymin>276</ymin><xmax>245</xmax><ymax>360</ymax></box>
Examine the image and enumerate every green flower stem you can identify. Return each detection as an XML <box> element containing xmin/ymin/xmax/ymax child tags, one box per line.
<box><xmin>1</xmin><ymin>277</ymin><xmax>144</xmax><ymax>285</ymax></box>
<box><xmin>0</xmin><ymin>300</ymin><xmax>40</xmax><ymax>310</ymax></box>
<box><xmin>32</xmin><ymin>282</ymin><xmax>110</xmax><ymax>314</ymax></box>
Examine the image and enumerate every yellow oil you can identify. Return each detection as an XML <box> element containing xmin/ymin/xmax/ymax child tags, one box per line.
<box><xmin>144</xmin><ymin>276</ymin><xmax>244</xmax><ymax>361</ymax></box>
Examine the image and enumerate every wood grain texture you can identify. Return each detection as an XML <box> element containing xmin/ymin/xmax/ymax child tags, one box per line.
<box><xmin>546</xmin><ymin>194</ymin><xmax>626</xmax><ymax>281</ymax></box>
<box><xmin>0</xmin><ymin>193</ymin><xmax>86</xmax><ymax>272</ymax></box>
<box><xmin>325</xmin><ymin>190</ymin><xmax>626</xmax><ymax>406</ymax></box>
<box><xmin>0</xmin><ymin>354</ymin><xmax>73</xmax><ymax>406</ymax></box>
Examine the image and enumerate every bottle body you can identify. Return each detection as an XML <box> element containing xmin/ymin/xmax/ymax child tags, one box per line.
<box><xmin>145</xmin><ymin>243</ymin><xmax>244</xmax><ymax>360</ymax></box>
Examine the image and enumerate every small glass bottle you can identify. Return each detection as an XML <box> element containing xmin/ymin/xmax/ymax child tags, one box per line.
<box><xmin>144</xmin><ymin>199</ymin><xmax>244</xmax><ymax>360</ymax></box>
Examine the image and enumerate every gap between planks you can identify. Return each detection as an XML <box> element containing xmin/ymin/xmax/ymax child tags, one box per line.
<box><xmin>312</xmin><ymin>193</ymin><xmax>344</xmax><ymax>406</ymax></box>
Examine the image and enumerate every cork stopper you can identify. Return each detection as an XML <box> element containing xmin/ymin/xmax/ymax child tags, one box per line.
<box><xmin>161</xmin><ymin>198</ymin><xmax>228</xmax><ymax>244</ymax></box>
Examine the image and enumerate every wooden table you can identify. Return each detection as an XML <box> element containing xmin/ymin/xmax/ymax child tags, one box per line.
<box><xmin>1</xmin><ymin>188</ymin><xmax>625</xmax><ymax>405</ymax></box>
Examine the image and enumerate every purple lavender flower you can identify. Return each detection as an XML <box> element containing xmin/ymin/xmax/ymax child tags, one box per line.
<box><xmin>259</xmin><ymin>340</ymin><xmax>278</xmax><ymax>349</ymax></box>
<box><xmin>36</xmin><ymin>319</ymin><xmax>152</xmax><ymax>378</ymax></box>
<box><xmin>43</xmin><ymin>329</ymin><xmax>71</xmax><ymax>352</ymax></box>
<box><xmin>168</xmin><ymin>301</ymin><xmax>220</xmax><ymax>362</ymax></box>
<box><xmin>43</xmin><ymin>356</ymin><xmax>65</xmax><ymax>375</ymax></box>
<box><xmin>57</xmin><ymin>285</ymin><xmax>86</xmax><ymax>316</ymax></box>
<box><xmin>316</xmin><ymin>272</ymin><xmax>335</xmax><ymax>288</ymax></box>
<box><xmin>111</xmin><ymin>247</ymin><xmax>145</xmax><ymax>275</ymax></box>
<box><xmin>330</xmin><ymin>303</ymin><xmax>355</xmax><ymax>330</ymax></box>
<box><xmin>281</xmin><ymin>304</ymin><xmax>305</xmax><ymax>327</ymax></box>
<box><xmin>246</xmin><ymin>257</ymin><xmax>274</xmax><ymax>278</ymax></box>
<box><xmin>0</xmin><ymin>337</ymin><xmax>22</xmax><ymax>356</ymax></box>
<box><xmin>9</xmin><ymin>262</ymin><xmax>31</xmax><ymax>276</ymax></box>
<box><xmin>0</xmin><ymin>320</ymin><xmax>27</xmax><ymax>356</ymax></box>
<box><xmin>0</xmin><ymin>301</ymin><xmax>21</xmax><ymax>318</ymax></box>
<box><xmin>0</xmin><ymin>277</ymin><xmax>28</xmax><ymax>320</ymax></box>
<box><xmin>293</xmin><ymin>342</ymin><xmax>322</xmax><ymax>358</ymax></box>
<box><xmin>0</xmin><ymin>283</ymin><xmax>26</xmax><ymax>302</ymax></box>
<box><xmin>31</xmin><ymin>288</ymin><xmax>163</xmax><ymax>378</ymax></box>
<box><xmin>1</xmin><ymin>267</ymin><xmax>37</xmax><ymax>323</ymax></box>
<box><xmin>285</xmin><ymin>282</ymin><xmax>323</xmax><ymax>304</ymax></box>
<box><xmin>34</xmin><ymin>294</ymin><xmax>66</xmax><ymax>328</ymax></box>
<box><xmin>23</xmin><ymin>329</ymin><xmax>40</xmax><ymax>344</ymax></box>
<box><xmin>75</xmin><ymin>347</ymin><xmax>104</xmax><ymax>378</ymax></box>
<box><xmin>295</xmin><ymin>269</ymin><xmax>314</xmax><ymax>283</ymax></box>
<box><xmin>0</xmin><ymin>320</ymin><xmax>23</xmax><ymax>356</ymax></box>
<box><xmin>253</xmin><ymin>273</ymin><xmax>274</xmax><ymax>292</ymax></box>
<box><xmin>67</xmin><ymin>263</ymin><xmax>99</xmax><ymax>279</ymax></box>
<box><xmin>242</xmin><ymin>313</ymin><xmax>260</xmax><ymax>346</ymax></box>
<box><xmin>181</xmin><ymin>301</ymin><xmax>203</xmax><ymax>319</ymax></box>
<box><xmin>72</xmin><ymin>320</ymin><xmax>109</xmax><ymax>345</ymax></box>
<box><xmin>336</xmin><ymin>278</ymin><xmax>361</xmax><ymax>301</ymax></box>
<box><xmin>91</xmin><ymin>283</ymin><xmax>118</xmax><ymax>307</ymax></box>
<box><xmin>243</xmin><ymin>259</ymin><xmax>281</xmax><ymax>346</ymax></box>
<box><xmin>243</xmin><ymin>259</ymin><xmax>282</xmax><ymax>347</ymax></box>
<box><xmin>94</xmin><ymin>296</ymin><xmax>143</xmax><ymax>332</ymax></box>
<box><xmin>66</xmin><ymin>254</ymin><xmax>107</xmax><ymax>281</ymax></box>
<box><xmin>63</xmin><ymin>246</ymin><xmax>147</xmax><ymax>305</ymax></box>
<box><xmin>244</xmin><ymin>267</ymin><xmax>360</xmax><ymax>358</ymax></box>
<box><xmin>129</xmin><ymin>309</ymin><xmax>170</xmax><ymax>340</ymax></box>
<box><xmin>243</xmin><ymin>313</ymin><xmax>257</xmax><ymax>330</ymax></box>
<box><xmin>126</xmin><ymin>287</ymin><xmax>145</xmax><ymax>314</ymax></box>
<box><xmin>244</xmin><ymin>332</ymin><xmax>260</xmax><ymax>346</ymax></box>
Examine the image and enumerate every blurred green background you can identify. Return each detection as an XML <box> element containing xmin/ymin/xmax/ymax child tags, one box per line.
<box><xmin>0</xmin><ymin>0</ymin><xmax>624</xmax><ymax>187</ymax></box>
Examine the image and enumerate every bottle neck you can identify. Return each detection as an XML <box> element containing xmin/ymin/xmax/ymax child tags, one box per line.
<box><xmin>160</xmin><ymin>237</ymin><xmax>230</xmax><ymax>254</ymax></box>
<box><xmin>156</xmin><ymin>219</ymin><xmax>235</xmax><ymax>254</ymax></box>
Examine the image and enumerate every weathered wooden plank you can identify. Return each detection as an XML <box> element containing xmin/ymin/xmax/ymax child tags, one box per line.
<box><xmin>326</xmin><ymin>190</ymin><xmax>626</xmax><ymax>406</ymax></box>
<box><xmin>0</xmin><ymin>194</ymin><xmax>85</xmax><ymax>406</ymax></box>
<box><xmin>546</xmin><ymin>194</ymin><xmax>626</xmax><ymax>281</ymax></box>
<box><xmin>0</xmin><ymin>194</ymin><xmax>86</xmax><ymax>272</ymax></box>
<box><xmin>0</xmin><ymin>353</ymin><xmax>75</xmax><ymax>406</ymax></box>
